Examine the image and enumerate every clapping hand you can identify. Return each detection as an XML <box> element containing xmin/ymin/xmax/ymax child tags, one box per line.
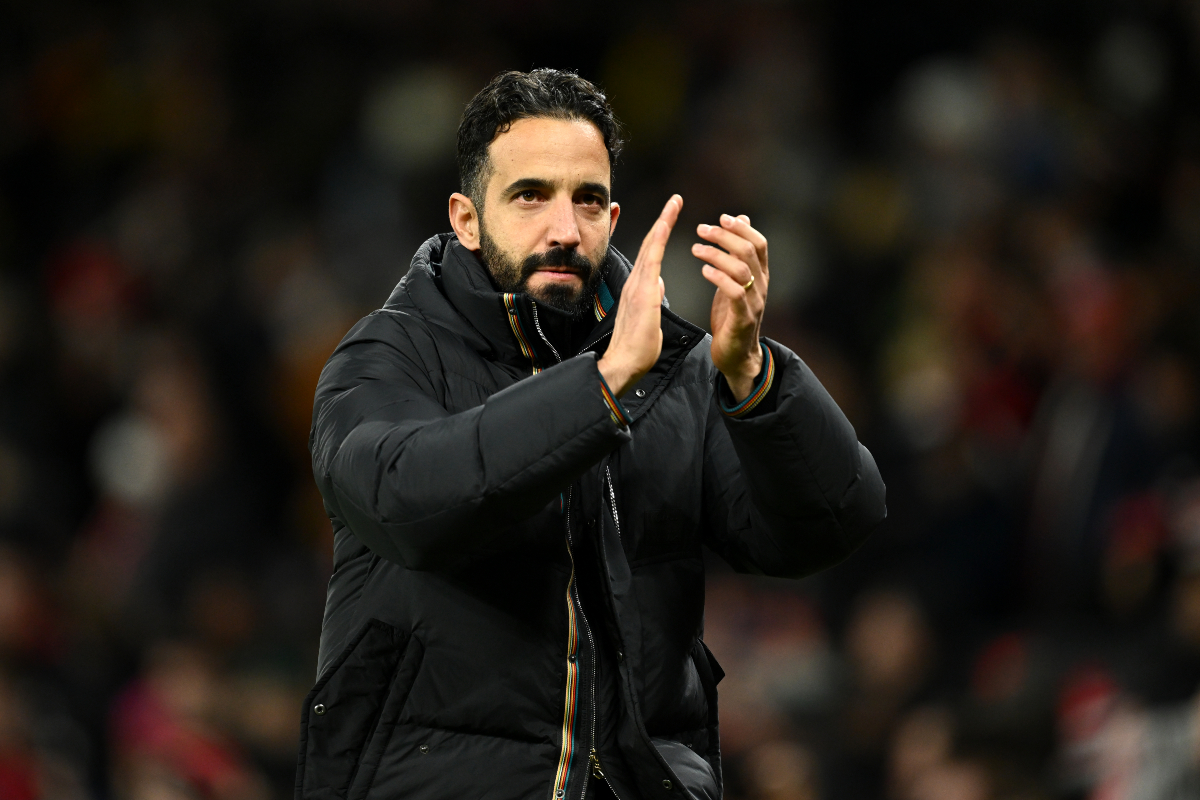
<box><xmin>597</xmin><ymin>195</ymin><xmax>682</xmax><ymax>397</ymax></box>
<box><xmin>693</xmin><ymin>215</ymin><xmax>769</xmax><ymax>401</ymax></box>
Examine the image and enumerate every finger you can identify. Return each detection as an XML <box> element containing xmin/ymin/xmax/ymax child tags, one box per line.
<box><xmin>697</xmin><ymin>223</ymin><xmax>761</xmax><ymax>279</ymax></box>
<box><xmin>653</xmin><ymin>194</ymin><xmax>683</xmax><ymax>258</ymax></box>
<box><xmin>659</xmin><ymin>194</ymin><xmax>683</xmax><ymax>227</ymax></box>
<box><xmin>719</xmin><ymin>214</ymin><xmax>768</xmax><ymax>270</ymax></box>
<box><xmin>633</xmin><ymin>195</ymin><xmax>683</xmax><ymax>279</ymax></box>
<box><xmin>691</xmin><ymin>243</ymin><xmax>753</xmax><ymax>287</ymax></box>
<box><xmin>721</xmin><ymin>213</ymin><xmax>766</xmax><ymax>252</ymax></box>
<box><xmin>701</xmin><ymin>264</ymin><xmax>755</xmax><ymax>305</ymax></box>
<box><xmin>634</xmin><ymin>220</ymin><xmax>660</xmax><ymax>270</ymax></box>
<box><xmin>643</xmin><ymin>194</ymin><xmax>682</xmax><ymax>280</ymax></box>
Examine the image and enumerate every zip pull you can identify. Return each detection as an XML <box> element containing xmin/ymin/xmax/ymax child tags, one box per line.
<box><xmin>590</xmin><ymin>748</ymin><xmax>605</xmax><ymax>780</ymax></box>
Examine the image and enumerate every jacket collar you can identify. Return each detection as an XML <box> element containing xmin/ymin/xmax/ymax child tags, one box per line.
<box><xmin>390</xmin><ymin>234</ymin><xmax>705</xmax><ymax>416</ymax></box>
<box><xmin>434</xmin><ymin>236</ymin><xmax>625</xmax><ymax>372</ymax></box>
<box><xmin>439</xmin><ymin>238</ymin><xmax>532</xmax><ymax>368</ymax></box>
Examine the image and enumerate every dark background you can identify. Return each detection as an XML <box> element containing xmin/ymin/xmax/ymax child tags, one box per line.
<box><xmin>0</xmin><ymin>1</ymin><xmax>1198</xmax><ymax>799</ymax></box>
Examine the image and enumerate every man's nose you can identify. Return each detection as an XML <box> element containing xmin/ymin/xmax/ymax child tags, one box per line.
<box><xmin>545</xmin><ymin>196</ymin><xmax>582</xmax><ymax>250</ymax></box>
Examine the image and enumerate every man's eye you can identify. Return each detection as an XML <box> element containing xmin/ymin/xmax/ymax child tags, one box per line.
<box><xmin>518</xmin><ymin>190</ymin><xmax>539</xmax><ymax>201</ymax></box>
<box><xmin>579</xmin><ymin>195</ymin><xmax>601</xmax><ymax>206</ymax></box>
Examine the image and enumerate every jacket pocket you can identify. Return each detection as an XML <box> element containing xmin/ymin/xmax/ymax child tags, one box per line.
<box><xmin>689</xmin><ymin>638</ymin><xmax>725</xmax><ymax>793</ymax></box>
<box><xmin>296</xmin><ymin>619</ymin><xmax>421</xmax><ymax>800</ymax></box>
<box><xmin>651</xmin><ymin>738</ymin><xmax>720</xmax><ymax>800</ymax></box>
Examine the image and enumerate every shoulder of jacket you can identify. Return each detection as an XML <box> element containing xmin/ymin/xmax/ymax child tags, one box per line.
<box><xmin>341</xmin><ymin>305</ymin><xmax>434</xmax><ymax>346</ymax></box>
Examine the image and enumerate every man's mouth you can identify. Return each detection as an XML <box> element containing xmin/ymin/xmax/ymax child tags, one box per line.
<box><xmin>534</xmin><ymin>268</ymin><xmax>582</xmax><ymax>280</ymax></box>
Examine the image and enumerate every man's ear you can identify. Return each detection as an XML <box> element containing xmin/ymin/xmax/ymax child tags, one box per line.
<box><xmin>609</xmin><ymin>201</ymin><xmax>620</xmax><ymax>235</ymax></box>
<box><xmin>449</xmin><ymin>193</ymin><xmax>481</xmax><ymax>250</ymax></box>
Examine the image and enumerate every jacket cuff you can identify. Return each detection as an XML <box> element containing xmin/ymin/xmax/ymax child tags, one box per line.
<box><xmin>718</xmin><ymin>341</ymin><xmax>777</xmax><ymax>418</ymax></box>
<box><xmin>599</xmin><ymin>372</ymin><xmax>631</xmax><ymax>429</ymax></box>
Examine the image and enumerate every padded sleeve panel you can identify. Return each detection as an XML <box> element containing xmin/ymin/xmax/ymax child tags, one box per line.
<box><xmin>700</xmin><ymin>339</ymin><xmax>886</xmax><ymax>577</ymax></box>
<box><xmin>310</xmin><ymin>313</ymin><xmax>630</xmax><ymax>570</ymax></box>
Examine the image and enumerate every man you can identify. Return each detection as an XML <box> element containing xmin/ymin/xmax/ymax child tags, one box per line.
<box><xmin>297</xmin><ymin>69</ymin><xmax>885</xmax><ymax>800</ymax></box>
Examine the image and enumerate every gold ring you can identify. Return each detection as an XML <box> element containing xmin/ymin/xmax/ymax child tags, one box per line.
<box><xmin>742</xmin><ymin>275</ymin><xmax>755</xmax><ymax>290</ymax></box>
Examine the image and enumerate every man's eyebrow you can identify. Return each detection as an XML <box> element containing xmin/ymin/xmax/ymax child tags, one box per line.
<box><xmin>502</xmin><ymin>177</ymin><xmax>553</xmax><ymax>196</ymax></box>
<box><xmin>578</xmin><ymin>182</ymin><xmax>611</xmax><ymax>203</ymax></box>
<box><xmin>501</xmin><ymin>178</ymin><xmax>610</xmax><ymax>204</ymax></box>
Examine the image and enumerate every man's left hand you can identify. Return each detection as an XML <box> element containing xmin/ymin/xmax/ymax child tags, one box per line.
<box><xmin>693</xmin><ymin>214</ymin><xmax>769</xmax><ymax>401</ymax></box>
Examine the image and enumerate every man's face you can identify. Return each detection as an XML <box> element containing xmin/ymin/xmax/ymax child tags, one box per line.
<box><xmin>474</xmin><ymin>116</ymin><xmax>618</xmax><ymax>315</ymax></box>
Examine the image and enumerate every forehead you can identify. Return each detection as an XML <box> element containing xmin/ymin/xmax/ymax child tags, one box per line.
<box><xmin>486</xmin><ymin>116</ymin><xmax>610</xmax><ymax>192</ymax></box>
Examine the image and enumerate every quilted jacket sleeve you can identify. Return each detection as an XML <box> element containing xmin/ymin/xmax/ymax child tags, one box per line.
<box><xmin>700</xmin><ymin>339</ymin><xmax>886</xmax><ymax>577</ymax></box>
<box><xmin>309</xmin><ymin>313</ymin><xmax>630</xmax><ymax>571</ymax></box>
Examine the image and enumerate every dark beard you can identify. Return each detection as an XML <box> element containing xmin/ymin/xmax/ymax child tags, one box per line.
<box><xmin>479</xmin><ymin>226</ymin><xmax>604</xmax><ymax>318</ymax></box>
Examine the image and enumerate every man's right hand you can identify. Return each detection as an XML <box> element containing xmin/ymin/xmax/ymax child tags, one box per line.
<box><xmin>598</xmin><ymin>195</ymin><xmax>682</xmax><ymax>397</ymax></box>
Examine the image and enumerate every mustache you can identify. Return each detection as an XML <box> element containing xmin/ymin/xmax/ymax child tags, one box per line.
<box><xmin>519</xmin><ymin>247</ymin><xmax>597</xmax><ymax>278</ymax></box>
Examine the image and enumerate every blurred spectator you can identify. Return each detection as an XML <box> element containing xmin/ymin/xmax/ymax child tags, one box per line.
<box><xmin>110</xmin><ymin>642</ymin><xmax>268</xmax><ymax>800</ymax></box>
<box><xmin>0</xmin><ymin>670</ymin><xmax>41</xmax><ymax>800</ymax></box>
<box><xmin>827</xmin><ymin>589</ymin><xmax>938</xmax><ymax>798</ymax></box>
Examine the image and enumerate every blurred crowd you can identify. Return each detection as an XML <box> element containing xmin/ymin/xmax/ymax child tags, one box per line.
<box><xmin>0</xmin><ymin>1</ymin><xmax>1198</xmax><ymax>799</ymax></box>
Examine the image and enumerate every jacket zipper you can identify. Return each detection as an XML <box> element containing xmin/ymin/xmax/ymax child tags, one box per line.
<box><xmin>536</xmin><ymin>305</ymin><xmax>622</xmax><ymax>799</ymax></box>
<box><xmin>528</xmin><ymin>296</ymin><xmax>612</xmax><ymax>366</ymax></box>
<box><xmin>532</xmin><ymin>302</ymin><xmax>620</xmax><ymax>798</ymax></box>
<box><xmin>531</xmin><ymin>303</ymin><xmax>563</xmax><ymax>364</ymax></box>
<box><xmin>604</xmin><ymin>467</ymin><xmax>622</xmax><ymax>543</ymax></box>
<box><xmin>554</xmin><ymin>487</ymin><xmax>601</xmax><ymax>800</ymax></box>
<box><xmin>579</xmin><ymin>330</ymin><xmax>613</xmax><ymax>357</ymax></box>
<box><xmin>588</xmin><ymin>467</ymin><xmax>625</xmax><ymax>800</ymax></box>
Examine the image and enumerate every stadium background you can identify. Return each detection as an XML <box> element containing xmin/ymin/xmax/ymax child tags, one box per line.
<box><xmin>1</xmin><ymin>1</ymin><xmax>1199</xmax><ymax>798</ymax></box>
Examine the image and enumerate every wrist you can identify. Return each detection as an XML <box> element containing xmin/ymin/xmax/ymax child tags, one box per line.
<box><xmin>598</xmin><ymin>355</ymin><xmax>636</xmax><ymax>398</ymax></box>
<box><xmin>721</xmin><ymin>344</ymin><xmax>765</xmax><ymax>402</ymax></box>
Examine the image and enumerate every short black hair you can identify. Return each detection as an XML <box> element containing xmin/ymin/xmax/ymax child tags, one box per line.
<box><xmin>457</xmin><ymin>69</ymin><xmax>624</xmax><ymax>209</ymax></box>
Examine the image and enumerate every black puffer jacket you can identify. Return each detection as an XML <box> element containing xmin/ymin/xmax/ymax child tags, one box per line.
<box><xmin>298</xmin><ymin>234</ymin><xmax>885</xmax><ymax>800</ymax></box>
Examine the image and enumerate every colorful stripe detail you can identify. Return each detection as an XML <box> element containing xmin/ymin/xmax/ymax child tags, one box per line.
<box><xmin>599</xmin><ymin>375</ymin><xmax>631</xmax><ymax>428</ymax></box>
<box><xmin>720</xmin><ymin>342</ymin><xmax>775</xmax><ymax>418</ymax></box>
<box><xmin>551</xmin><ymin>568</ymin><xmax>581</xmax><ymax>799</ymax></box>
<box><xmin>593</xmin><ymin>280</ymin><xmax>615</xmax><ymax>321</ymax></box>
<box><xmin>502</xmin><ymin>293</ymin><xmax>540</xmax><ymax>374</ymax></box>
